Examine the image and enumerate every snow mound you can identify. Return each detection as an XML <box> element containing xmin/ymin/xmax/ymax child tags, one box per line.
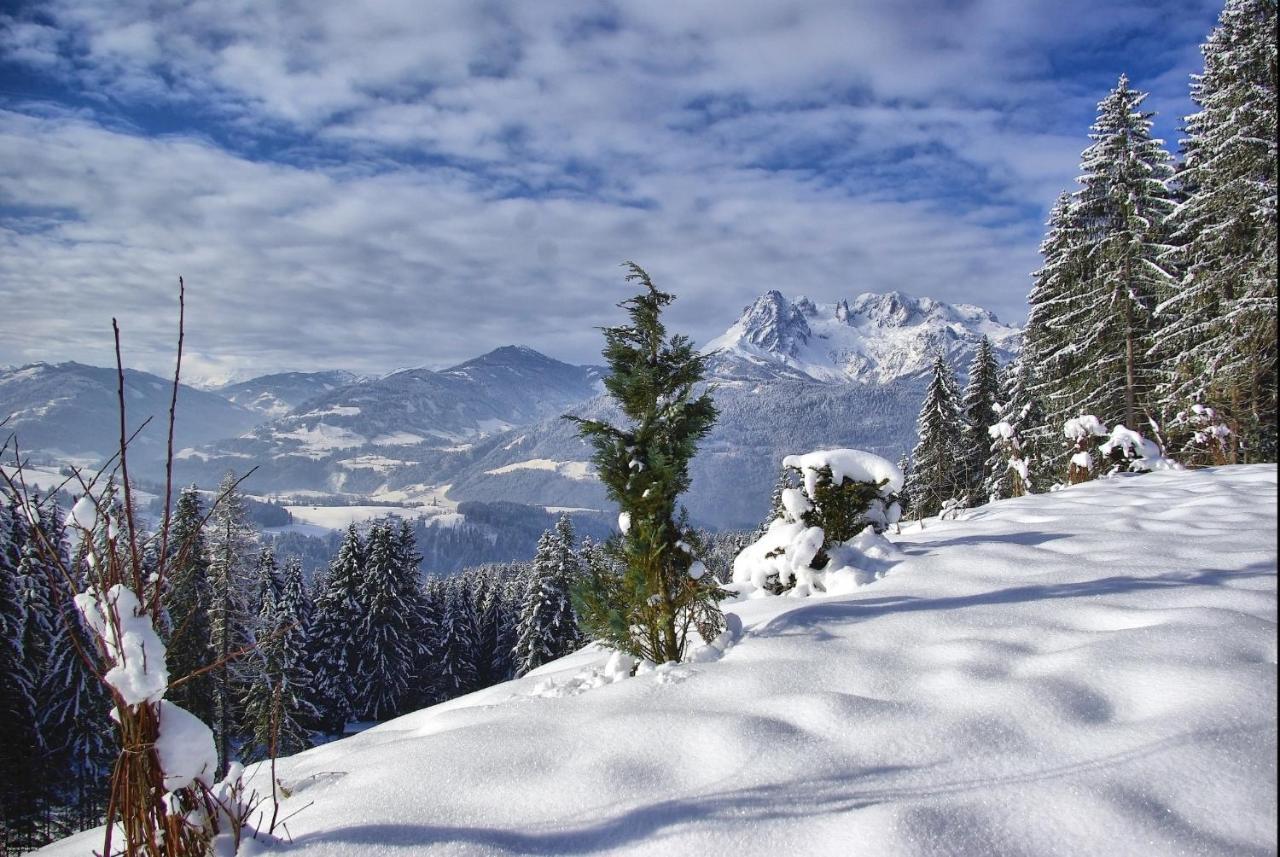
<box><xmin>782</xmin><ymin>448</ymin><xmax>904</xmax><ymax>496</ymax></box>
<box><xmin>155</xmin><ymin>701</ymin><xmax>218</xmax><ymax>791</ymax></box>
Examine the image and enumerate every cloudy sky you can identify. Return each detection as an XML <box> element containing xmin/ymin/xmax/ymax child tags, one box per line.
<box><xmin>0</xmin><ymin>0</ymin><xmax>1223</xmax><ymax>382</ymax></box>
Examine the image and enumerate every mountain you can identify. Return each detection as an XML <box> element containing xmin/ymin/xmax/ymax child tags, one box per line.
<box><xmin>704</xmin><ymin>290</ymin><xmax>1020</xmax><ymax>385</ymax></box>
<box><xmin>444</xmin><ymin>379</ymin><xmax>924</xmax><ymax>529</ymax></box>
<box><xmin>43</xmin><ymin>466</ymin><xmax>1276</xmax><ymax>857</ymax></box>
<box><xmin>214</xmin><ymin>370</ymin><xmax>364</xmax><ymax>418</ymax></box>
<box><xmin>171</xmin><ymin>346</ymin><xmax>604</xmax><ymax>492</ymax></box>
<box><xmin>0</xmin><ymin>361</ymin><xmax>261</xmax><ymax>468</ymax></box>
<box><xmin>442</xmin><ymin>291</ymin><xmax>1021</xmax><ymax>528</ymax></box>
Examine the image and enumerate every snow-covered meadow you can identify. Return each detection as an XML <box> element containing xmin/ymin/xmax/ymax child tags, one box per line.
<box><xmin>45</xmin><ymin>465</ymin><xmax>1277</xmax><ymax>856</ymax></box>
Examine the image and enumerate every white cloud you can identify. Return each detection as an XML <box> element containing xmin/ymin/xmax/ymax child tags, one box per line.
<box><xmin>0</xmin><ymin>0</ymin><xmax>1221</xmax><ymax>377</ymax></box>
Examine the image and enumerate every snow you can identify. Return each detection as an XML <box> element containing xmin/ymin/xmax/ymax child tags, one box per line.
<box><xmin>617</xmin><ymin>511</ymin><xmax>631</xmax><ymax>533</ymax></box>
<box><xmin>484</xmin><ymin>458</ymin><xmax>595</xmax><ymax>481</ymax></box>
<box><xmin>274</xmin><ymin>423</ymin><xmax>366</xmax><ymax>452</ymax></box>
<box><xmin>41</xmin><ymin>466</ymin><xmax>1278</xmax><ymax>857</ymax></box>
<box><xmin>1064</xmin><ymin>414</ymin><xmax>1109</xmax><ymax>440</ymax></box>
<box><xmin>74</xmin><ymin>585</ymin><xmax>168</xmax><ymax>707</ymax></box>
<box><xmin>70</xmin><ymin>495</ymin><xmax>96</xmax><ymax>530</ymax></box>
<box><xmin>155</xmin><ymin>701</ymin><xmax>218</xmax><ymax>791</ymax></box>
<box><xmin>370</xmin><ymin>432</ymin><xmax>426</xmax><ymax>446</ymax></box>
<box><xmin>276</xmin><ymin>504</ymin><xmax>444</xmax><ymax>533</ymax></box>
<box><xmin>782</xmin><ymin>448</ymin><xmax>903</xmax><ymax>496</ymax></box>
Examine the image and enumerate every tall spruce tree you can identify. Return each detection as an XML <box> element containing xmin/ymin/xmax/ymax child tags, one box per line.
<box><xmin>163</xmin><ymin>487</ymin><xmax>214</xmax><ymax>726</ymax></box>
<box><xmin>435</xmin><ymin>579</ymin><xmax>478</xmax><ymax>699</ymax></box>
<box><xmin>0</xmin><ymin>493</ymin><xmax>44</xmax><ymax>852</ymax></box>
<box><xmin>308</xmin><ymin>524</ymin><xmax>364</xmax><ymax>734</ymax></box>
<box><xmin>1157</xmin><ymin>0</ymin><xmax>1278</xmax><ymax>459</ymax></box>
<box><xmin>905</xmin><ymin>355</ymin><xmax>966</xmax><ymax>520</ymax></box>
<box><xmin>513</xmin><ymin>519</ymin><xmax>583</xmax><ymax>677</ymax></box>
<box><xmin>567</xmin><ymin>263</ymin><xmax>724</xmax><ymax>664</ymax></box>
<box><xmin>206</xmin><ymin>473</ymin><xmax>257</xmax><ymax>774</ymax></box>
<box><xmin>959</xmin><ymin>336</ymin><xmax>1002</xmax><ymax>501</ymax></box>
<box><xmin>354</xmin><ymin>521</ymin><xmax>427</xmax><ymax>720</ymax></box>
<box><xmin>1053</xmin><ymin>75</ymin><xmax>1175</xmax><ymax>430</ymax></box>
<box><xmin>240</xmin><ymin>551</ymin><xmax>317</xmax><ymax>760</ymax></box>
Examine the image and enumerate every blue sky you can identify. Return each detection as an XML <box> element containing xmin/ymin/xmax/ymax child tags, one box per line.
<box><xmin>0</xmin><ymin>0</ymin><xmax>1224</xmax><ymax>382</ymax></box>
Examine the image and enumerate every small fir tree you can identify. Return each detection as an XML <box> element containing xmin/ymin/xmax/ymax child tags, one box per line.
<box><xmin>959</xmin><ymin>336</ymin><xmax>1002</xmax><ymax>501</ymax></box>
<box><xmin>566</xmin><ymin>263</ymin><xmax>724</xmax><ymax>664</ymax></box>
<box><xmin>513</xmin><ymin>518</ymin><xmax>584</xmax><ymax>677</ymax></box>
<box><xmin>163</xmin><ymin>487</ymin><xmax>214</xmax><ymax>725</ymax></box>
<box><xmin>905</xmin><ymin>355</ymin><xmax>967</xmax><ymax>520</ymax></box>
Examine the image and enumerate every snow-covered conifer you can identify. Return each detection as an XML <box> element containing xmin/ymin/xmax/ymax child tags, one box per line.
<box><xmin>1157</xmin><ymin>0</ymin><xmax>1277</xmax><ymax>459</ymax></box>
<box><xmin>905</xmin><ymin>355</ymin><xmax>967</xmax><ymax>519</ymax></box>
<box><xmin>1053</xmin><ymin>75</ymin><xmax>1175</xmax><ymax>430</ymax></box>
<box><xmin>308</xmin><ymin>524</ymin><xmax>364</xmax><ymax>735</ymax></box>
<box><xmin>353</xmin><ymin>521</ymin><xmax>427</xmax><ymax>720</ymax></box>
<box><xmin>435</xmin><ymin>580</ymin><xmax>478</xmax><ymax>698</ymax></box>
<box><xmin>959</xmin><ymin>336</ymin><xmax>1002</xmax><ymax>501</ymax></box>
<box><xmin>513</xmin><ymin>519</ymin><xmax>584</xmax><ymax>677</ymax></box>
<box><xmin>163</xmin><ymin>486</ymin><xmax>214</xmax><ymax>726</ymax></box>
<box><xmin>206</xmin><ymin>473</ymin><xmax>258</xmax><ymax>773</ymax></box>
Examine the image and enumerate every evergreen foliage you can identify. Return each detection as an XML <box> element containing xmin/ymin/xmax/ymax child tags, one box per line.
<box><xmin>567</xmin><ymin>263</ymin><xmax>724</xmax><ymax>664</ymax></box>
<box><xmin>353</xmin><ymin>520</ymin><xmax>427</xmax><ymax>720</ymax></box>
<box><xmin>163</xmin><ymin>487</ymin><xmax>215</xmax><ymax>728</ymax></box>
<box><xmin>308</xmin><ymin>523</ymin><xmax>364</xmax><ymax>735</ymax></box>
<box><xmin>513</xmin><ymin>516</ymin><xmax>584</xmax><ymax>677</ymax></box>
<box><xmin>206</xmin><ymin>472</ymin><xmax>258</xmax><ymax>773</ymax></box>
<box><xmin>959</xmin><ymin>336</ymin><xmax>1002</xmax><ymax>501</ymax></box>
<box><xmin>905</xmin><ymin>355</ymin><xmax>967</xmax><ymax>519</ymax></box>
<box><xmin>1157</xmin><ymin>0</ymin><xmax>1278</xmax><ymax>459</ymax></box>
<box><xmin>240</xmin><ymin>549</ymin><xmax>318</xmax><ymax>761</ymax></box>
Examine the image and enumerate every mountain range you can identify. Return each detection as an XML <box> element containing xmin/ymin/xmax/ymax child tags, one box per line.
<box><xmin>2</xmin><ymin>292</ymin><xmax>1019</xmax><ymax>529</ymax></box>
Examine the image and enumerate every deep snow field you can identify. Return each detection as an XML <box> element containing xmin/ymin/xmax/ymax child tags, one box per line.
<box><xmin>46</xmin><ymin>465</ymin><xmax>1277</xmax><ymax>857</ymax></box>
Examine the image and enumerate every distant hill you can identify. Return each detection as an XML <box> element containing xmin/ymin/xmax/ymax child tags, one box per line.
<box><xmin>0</xmin><ymin>361</ymin><xmax>260</xmax><ymax>468</ymax></box>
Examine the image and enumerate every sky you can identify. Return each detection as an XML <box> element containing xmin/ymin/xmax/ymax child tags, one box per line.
<box><xmin>0</xmin><ymin>0</ymin><xmax>1225</xmax><ymax>383</ymax></box>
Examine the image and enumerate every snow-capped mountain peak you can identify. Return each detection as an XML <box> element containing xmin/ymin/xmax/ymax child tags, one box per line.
<box><xmin>704</xmin><ymin>290</ymin><xmax>1020</xmax><ymax>385</ymax></box>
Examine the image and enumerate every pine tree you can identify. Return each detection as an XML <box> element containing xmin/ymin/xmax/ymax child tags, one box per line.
<box><xmin>308</xmin><ymin>524</ymin><xmax>364</xmax><ymax>735</ymax></box>
<box><xmin>513</xmin><ymin>519</ymin><xmax>584</xmax><ymax>677</ymax></box>
<box><xmin>1055</xmin><ymin>75</ymin><xmax>1175</xmax><ymax>430</ymax></box>
<box><xmin>240</xmin><ymin>551</ymin><xmax>317</xmax><ymax>761</ymax></box>
<box><xmin>435</xmin><ymin>580</ymin><xmax>478</xmax><ymax>699</ymax></box>
<box><xmin>1157</xmin><ymin>0</ymin><xmax>1278</xmax><ymax>459</ymax></box>
<box><xmin>566</xmin><ymin>263</ymin><xmax>724</xmax><ymax>664</ymax></box>
<box><xmin>163</xmin><ymin>487</ymin><xmax>214</xmax><ymax>727</ymax></box>
<box><xmin>354</xmin><ymin>521</ymin><xmax>427</xmax><ymax>720</ymax></box>
<box><xmin>206</xmin><ymin>473</ymin><xmax>257</xmax><ymax>774</ymax></box>
<box><xmin>37</xmin><ymin>507</ymin><xmax>113</xmax><ymax>835</ymax></box>
<box><xmin>905</xmin><ymin>355</ymin><xmax>966</xmax><ymax>520</ymax></box>
<box><xmin>958</xmin><ymin>336</ymin><xmax>1002</xmax><ymax>501</ymax></box>
<box><xmin>0</xmin><ymin>493</ymin><xmax>44</xmax><ymax>851</ymax></box>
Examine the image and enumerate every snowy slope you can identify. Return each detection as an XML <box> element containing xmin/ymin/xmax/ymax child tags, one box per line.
<box><xmin>705</xmin><ymin>290</ymin><xmax>1021</xmax><ymax>385</ymax></box>
<box><xmin>47</xmin><ymin>465</ymin><xmax>1275</xmax><ymax>857</ymax></box>
<box><xmin>214</xmin><ymin>370</ymin><xmax>364</xmax><ymax>418</ymax></box>
<box><xmin>0</xmin><ymin>361</ymin><xmax>261</xmax><ymax>468</ymax></box>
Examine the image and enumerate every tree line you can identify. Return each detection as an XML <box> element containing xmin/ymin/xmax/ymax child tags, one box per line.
<box><xmin>903</xmin><ymin>0</ymin><xmax>1276</xmax><ymax>518</ymax></box>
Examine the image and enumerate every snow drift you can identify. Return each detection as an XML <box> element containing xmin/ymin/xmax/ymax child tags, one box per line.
<box><xmin>44</xmin><ymin>465</ymin><xmax>1277</xmax><ymax>857</ymax></box>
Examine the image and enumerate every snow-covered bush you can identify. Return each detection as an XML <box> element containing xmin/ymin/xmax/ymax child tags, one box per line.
<box><xmin>1063</xmin><ymin>415</ymin><xmax>1109</xmax><ymax>484</ymax></box>
<box><xmin>1169</xmin><ymin>403</ymin><xmax>1236</xmax><ymax>466</ymax></box>
<box><xmin>1098</xmin><ymin>424</ymin><xmax>1179</xmax><ymax>474</ymax></box>
<box><xmin>732</xmin><ymin>449</ymin><xmax>904</xmax><ymax>597</ymax></box>
<box><xmin>987</xmin><ymin>419</ymin><xmax>1029</xmax><ymax>498</ymax></box>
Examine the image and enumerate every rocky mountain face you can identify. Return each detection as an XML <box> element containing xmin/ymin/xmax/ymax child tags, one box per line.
<box><xmin>704</xmin><ymin>290</ymin><xmax>1020</xmax><ymax>385</ymax></box>
<box><xmin>0</xmin><ymin>361</ymin><xmax>260</xmax><ymax>468</ymax></box>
